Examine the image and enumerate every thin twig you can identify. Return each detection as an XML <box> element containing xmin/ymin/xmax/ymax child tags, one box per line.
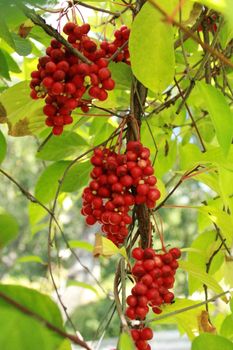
<box><xmin>148</xmin><ymin>0</ymin><xmax>233</xmax><ymax>69</ymax></box>
<box><xmin>174</xmin><ymin>77</ymin><xmax>206</xmax><ymax>152</ymax></box>
<box><xmin>16</xmin><ymin>2</ymin><xmax>92</xmax><ymax>65</ymax></box>
<box><xmin>155</xmin><ymin>166</ymin><xmax>200</xmax><ymax>211</ymax></box>
<box><xmin>114</xmin><ymin>258</ymin><xmax>129</xmax><ymax>332</ymax></box>
<box><xmin>203</xmin><ymin>240</ymin><xmax>225</xmax><ymax>314</ymax></box>
<box><xmin>144</xmin><ymin>290</ymin><xmax>230</xmax><ymax>324</ymax></box>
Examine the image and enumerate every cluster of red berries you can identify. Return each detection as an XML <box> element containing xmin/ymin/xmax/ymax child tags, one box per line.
<box><xmin>126</xmin><ymin>246</ymin><xmax>181</xmax><ymax>350</ymax></box>
<box><xmin>198</xmin><ymin>15</ymin><xmax>217</xmax><ymax>33</ymax></box>
<box><xmin>81</xmin><ymin>141</ymin><xmax>161</xmax><ymax>246</ymax></box>
<box><xmin>101</xmin><ymin>25</ymin><xmax>130</xmax><ymax>65</ymax></box>
<box><xmin>131</xmin><ymin>327</ymin><xmax>153</xmax><ymax>350</ymax></box>
<box><xmin>29</xmin><ymin>22</ymin><xmax>130</xmax><ymax>135</ymax></box>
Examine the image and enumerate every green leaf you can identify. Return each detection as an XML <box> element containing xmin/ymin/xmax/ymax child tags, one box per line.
<box><xmin>108</xmin><ymin>62</ymin><xmax>132</xmax><ymax>90</ymax></box>
<box><xmin>61</xmin><ymin>161</ymin><xmax>91</xmax><ymax>193</ymax></box>
<box><xmin>11</xmin><ymin>33</ymin><xmax>32</xmax><ymax>56</ymax></box>
<box><xmin>17</xmin><ymin>255</ymin><xmax>45</xmax><ymax>264</ymax></box>
<box><xmin>187</xmin><ymin>231</ymin><xmax>225</xmax><ymax>293</ymax></box>
<box><xmin>195</xmin><ymin>81</ymin><xmax>233</xmax><ymax>155</ymax></box>
<box><xmin>0</xmin><ymin>212</ymin><xmax>19</xmax><ymax>248</ymax></box>
<box><xmin>0</xmin><ymin>12</ymin><xmax>15</xmax><ymax>49</ymax></box>
<box><xmin>0</xmin><ymin>284</ymin><xmax>65</xmax><ymax>350</ymax></box>
<box><xmin>152</xmin><ymin>298</ymin><xmax>204</xmax><ymax>339</ymax></box>
<box><xmin>118</xmin><ymin>332</ymin><xmax>135</xmax><ymax>350</ymax></box>
<box><xmin>35</xmin><ymin>160</ymin><xmax>91</xmax><ymax>203</ymax></box>
<box><xmin>0</xmin><ymin>81</ymin><xmax>45</xmax><ymax>136</ymax></box>
<box><xmin>94</xmin><ymin>234</ymin><xmax>127</xmax><ymax>259</ymax></box>
<box><xmin>0</xmin><ymin>49</ymin><xmax>10</xmax><ymax>80</ymax></box>
<box><xmin>220</xmin><ymin>314</ymin><xmax>233</xmax><ymax>340</ymax></box>
<box><xmin>37</xmin><ymin>131</ymin><xmax>88</xmax><ymax>161</ymax></box>
<box><xmin>199</xmin><ymin>206</ymin><xmax>233</xmax><ymax>246</ymax></box>
<box><xmin>28</xmin><ymin>202</ymin><xmax>48</xmax><ymax>226</ymax></box>
<box><xmin>129</xmin><ymin>1</ymin><xmax>175</xmax><ymax>93</ymax></box>
<box><xmin>35</xmin><ymin>161</ymin><xmax>68</xmax><ymax>203</ymax></box>
<box><xmin>57</xmin><ymin>340</ymin><xmax>72</xmax><ymax>350</ymax></box>
<box><xmin>67</xmin><ymin>280</ymin><xmax>99</xmax><ymax>296</ymax></box>
<box><xmin>0</xmin><ymin>130</ymin><xmax>7</xmax><ymax>164</ymax></box>
<box><xmin>1</xmin><ymin>49</ymin><xmax>21</xmax><ymax>73</ymax></box>
<box><xmin>179</xmin><ymin>260</ymin><xmax>226</xmax><ymax>298</ymax></box>
<box><xmin>68</xmin><ymin>240</ymin><xmax>94</xmax><ymax>252</ymax></box>
<box><xmin>192</xmin><ymin>333</ymin><xmax>233</xmax><ymax>350</ymax></box>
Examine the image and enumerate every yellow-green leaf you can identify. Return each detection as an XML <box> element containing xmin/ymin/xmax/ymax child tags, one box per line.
<box><xmin>129</xmin><ymin>1</ymin><xmax>175</xmax><ymax>93</ymax></box>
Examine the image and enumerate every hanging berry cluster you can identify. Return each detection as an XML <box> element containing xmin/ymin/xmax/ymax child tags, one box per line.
<box><xmin>101</xmin><ymin>26</ymin><xmax>130</xmax><ymax>65</ymax></box>
<box><xmin>126</xmin><ymin>247</ymin><xmax>181</xmax><ymax>350</ymax></box>
<box><xmin>29</xmin><ymin>22</ymin><xmax>130</xmax><ymax>136</ymax></box>
<box><xmin>81</xmin><ymin>141</ymin><xmax>161</xmax><ymax>246</ymax></box>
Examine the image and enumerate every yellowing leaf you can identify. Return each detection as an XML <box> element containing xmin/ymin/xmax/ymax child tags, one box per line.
<box><xmin>179</xmin><ymin>260</ymin><xmax>226</xmax><ymax>301</ymax></box>
<box><xmin>0</xmin><ymin>81</ymin><xmax>45</xmax><ymax>136</ymax></box>
<box><xmin>93</xmin><ymin>234</ymin><xmax>127</xmax><ymax>259</ymax></box>
<box><xmin>199</xmin><ymin>206</ymin><xmax>233</xmax><ymax>246</ymax></box>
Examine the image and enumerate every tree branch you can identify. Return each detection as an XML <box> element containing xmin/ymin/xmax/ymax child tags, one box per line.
<box><xmin>147</xmin><ymin>0</ymin><xmax>233</xmax><ymax>69</ymax></box>
<box><xmin>0</xmin><ymin>291</ymin><xmax>92</xmax><ymax>350</ymax></box>
<box><xmin>16</xmin><ymin>1</ymin><xmax>92</xmax><ymax>64</ymax></box>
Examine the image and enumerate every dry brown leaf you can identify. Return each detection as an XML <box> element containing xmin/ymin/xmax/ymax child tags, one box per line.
<box><xmin>198</xmin><ymin>310</ymin><xmax>217</xmax><ymax>334</ymax></box>
<box><xmin>18</xmin><ymin>24</ymin><xmax>33</xmax><ymax>38</ymax></box>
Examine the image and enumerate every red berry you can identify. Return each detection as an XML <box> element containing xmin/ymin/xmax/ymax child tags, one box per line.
<box><xmin>86</xmin><ymin>215</ymin><xmax>97</xmax><ymax>225</ymax></box>
<box><xmin>92</xmin><ymin>197</ymin><xmax>103</xmax><ymax>209</ymax></box>
<box><xmin>52</xmin><ymin>125</ymin><xmax>63</xmax><ymax>135</ymax></box>
<box><xmin>163</xmin><ymin>292</ymin><xmax>174</xmax><ymax>303</ymax></box>
<box><xmin>134</xmin><ymin>283</ymin><xmax>147</xmax><ymax>295</ymax></box>
<box><xmin>42</xmin><ymin>77</ymin><xmax>54</xmax><ymax>88</ymax></box>
<box><xmin>65</xmin><ymin>82</ymin><xmax>76</xmax><ymax>94</ymax></box>
<box><xmin>120</xmin><ymin>175</ymin><xmax>133</xmax><ymax>187</ymax></box>
<box><xmin>143</xmin><ymin>259</ymin><xmax>155</xmax><ymax>271</ymax></box>
<box><xmin>169</xmin><ymin>247</ymin><xmax>181</xmax><ymax>259</ymax></box>
<box><xmin>131</xmin><ymin>329</ymin><xmax>140</xmax><ymax>341</ymax></box>
<box><xmin>109</xmin><ymin>212</ymin><xmax>121</xmax><ymax>225</ymax></box>
<box><xmin>141</xmin><ymin>327</ymin><xmax>153</xmax><ymax>341</ymax></box>
<box><xmin>57</xmin><ymin>60</ymin><xmax>69</xmax><ymax>72</ymax></box>
<box><xmin>143</xmin><ymin>248</ymin><xmax>155</xmax><ymax>259</ymax></box>
<box><xmin>147</xmin><ymin>188</ymin><xmax>160</xmax><ymax>201</ymax></box>
<box><xmin>52</xmin><ymin>82</ymin><xmax>64</xmax><ymax>95</ymax></box>
<box><xmin>81</xmin><ymin>23</ymin><xmax>91</xmax><ymax>34</ymax></box>
<box><xmin>102</xmin><ymin>78</ymin><xmax>115</xmax><ymax>90</ymax></box>
<box><xmin>135</xmin><ymin>306</ymin><xmax>149</xmax><ymax>319</ymax></box>
<box><xmin>137</xmin><ymin>296</ymin><xmax>148</xmax><ymax>307</ymax></box>
<box><xmin>137</xmin><ymin>184</ymin><xmax>150</xmax><ymax>196</ymax></box>
<box><xmin>146</xmin><ymin>288</ymin><xmax>159</xmax><ymax>301</ymax></box>
<box><xmin>136</xmin><ymin>340</ymin><xmax>148</xmax><ymax>350</ymax></box>
<box><xmin>43</xmin><ymin>104</ymin><xmax>57</xmax><ymax>117</ymax></box>
<box><xmin>143</xmin><ymin>166</ymin><xmax>154</xmax><ymax>176</ymax></box>
<box><xmin>127</xmin><ymin>141</ymin><xmax>143</xmax><ymax>154</ymax></box>
<box><xmin>45</xmin><ymin>61</ymin><xmax>56</xmax><ymax>73</ymax></box>
<box><xmin>98</xmin><ymin>68</ymin><xmax>111</xmax><ymax>80</ymax></box>
<box><xmin>126</xmin><ymin>307</ymin><xmax>135</xmax><ymax>320</ymax></box>
<box><xmin>141</xmin><ymin>274</ymin><xmax>153</xmax><ymax>286</ymax></box>
<box><xmin>132</xmin><ymin>247</ymin><xmax>144</xmax><ymax>260</ymax></box>
<box><xmin>63</xmin><ymin>22</ymin><xmax>76</xmax><ymax>35</ymax></box>
<box><xmin>98</xmin><ymin>88</ymin><xmax>108</xmax><ymax>101</ymax></box>
<box><xmin>53</xmin><ymin>70</ymin><xmax>65</xmax><ymax>81</ymax></box>
<box><xmin>152</xmin><ymin>306</ymin><xmax>162</xmax><ymax>314</ymax></box>
<box><xmin>126</xmin><ymin>295</ymin><xmax>137</xmax><ymax>307</ymax></box>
